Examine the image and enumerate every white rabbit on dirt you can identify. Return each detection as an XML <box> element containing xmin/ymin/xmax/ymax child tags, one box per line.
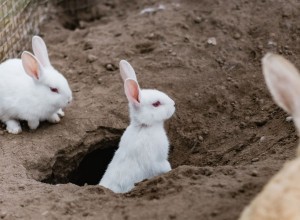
<box><xmin>0</xmin><ymin>36</ymin><xmax>72</xmax><ymax>134</ymax></box>
<box><xmin>239</xmin><ymin>53</ymin><xmax>300</xmax><ymax>220</ymax></box>
<box><xmin>99</xmin><ymin>60</ymin><xmax>175</xmax><ymax>193</ymax></box>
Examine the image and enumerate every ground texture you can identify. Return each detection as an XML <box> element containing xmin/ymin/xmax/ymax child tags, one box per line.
<box><xmin>1</xmin><ymin>0</ymin><xmax>300</xmax><ymax>219</ymax></box>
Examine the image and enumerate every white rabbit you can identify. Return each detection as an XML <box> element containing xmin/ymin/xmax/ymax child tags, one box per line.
<box><xmin>0</xmin><ymin>36</ymin><xmax>72</xmax><ymax>134</ymax></box>
<box><xmin>239</xmin><ymin>54</ymin><xmax>300</xmax><ymax>220</ymax></box>
<box><xmin>99</xmin><ymin>60</ymin><xmax>175</xmax><ymax>193</ymax></box>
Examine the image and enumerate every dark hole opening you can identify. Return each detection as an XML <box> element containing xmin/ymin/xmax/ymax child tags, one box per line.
<box><xmin>53</xmin><ymin>0</ymin><xmax>102</xmax><ymax>30</ymax></box>
<box><xmin>41</xmin><ymin>137</ymin><xmax>121</xmax><ymax>186</ymax></box>
<box><xmin>69</xmin><ymin>146</ymin><xmax>118</xmax><ymax>186</ymax></box>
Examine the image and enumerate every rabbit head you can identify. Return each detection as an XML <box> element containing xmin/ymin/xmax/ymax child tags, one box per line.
<box><xmin>119</xmin><ymin>60</ymin><xmax>175</xmax><ymax>126</ymax></box>
<box><xmin>21</xmin><ymin>36</ymin><xmax>72</xmax><ymax>109</ymax></box>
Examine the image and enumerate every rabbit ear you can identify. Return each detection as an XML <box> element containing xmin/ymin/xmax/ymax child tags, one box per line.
<box><xmin>32</xmin><ymin>36</ymin><xmax>51</xmax><ymax>68</ymax></box>
<box><xmin>21</xmin><ymin>51</ymin><xmax>42</xmax><ymax>80</ymax></box>
<box><xmin>119</xmin><ymin>60</ymin><xmax>137</xmax><ymax>82</ymax></box>
<box><xmin>124</xmin><ymin>79</ymin><xmax>140</xmax><ymax>105</ymax></box>
<box><xmin>262</xmin><ymin>53</ymin><xmax>300</xmax><ymax>132</ymax></box>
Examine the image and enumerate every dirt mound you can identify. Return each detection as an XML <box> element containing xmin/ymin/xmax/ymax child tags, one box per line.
<box><xmin>1</xmin><ymin>0</ymin><xmax>300</xmax><ymax>219</ymax></box>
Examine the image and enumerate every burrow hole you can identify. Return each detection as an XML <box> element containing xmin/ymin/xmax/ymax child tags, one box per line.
<box><xmin>42</xmin><ymin>137</ymin><xmax>120</xmax><ymax>186</ymax></box>
<box><xmin>38</xmin><ymin>130</ymin><xmax>180</xmax><ymax>186</ymax></box>
<box><xmin>53</xmin><ymin>0</ymin><xmax>114</xmax><ymax>30</ymax></box>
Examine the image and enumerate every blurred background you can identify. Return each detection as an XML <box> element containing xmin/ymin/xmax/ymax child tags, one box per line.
<box><xmin>0</xmin><ymin>0</ymin><xmax>100</xmax><ymax>61</ymax></box>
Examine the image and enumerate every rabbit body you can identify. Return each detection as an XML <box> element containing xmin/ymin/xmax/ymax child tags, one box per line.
<box><xmin>100</xmin><ymin>61</ymin><xmax>175</xmax><ymax>193</ymax></box>
<box><xmin>0</xmin><ymin>36</ymin><xmax>72</xmax><ymax>134</ymax></box>
<box><xmin>0</xmin><ymin>59</ymin><xmax>60</xmax><ymax>122</ymax></box>
<box><xmin>100</xmin><ymin>111</ymin><xmax>171</xmax><ymax>193</ymax></box>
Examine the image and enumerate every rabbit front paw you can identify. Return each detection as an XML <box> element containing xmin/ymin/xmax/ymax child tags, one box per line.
<box><xmin>28</xmin><ymin>120</ymin><xmax>40</xmax><ymax>130</ymax></box>
<box><xmin>48</xmin><ymin>114</ymin><xmax>60</xmax><ymax>123</ymax></box>
<box><xmin>57</xmin><ymin>108</ymin><xmax>65</xmax><ymax>117</ymax></box>
<box><xmin>6</xmin><ymin>120</ymin><xmax>22</xmax><ymax>134</ymax></box>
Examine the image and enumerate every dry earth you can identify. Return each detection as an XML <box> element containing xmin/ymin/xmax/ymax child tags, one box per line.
<box><xmin>1</xmin><ymin>0</ymin><xmax>300</xmax><ymax>219</ymax></box>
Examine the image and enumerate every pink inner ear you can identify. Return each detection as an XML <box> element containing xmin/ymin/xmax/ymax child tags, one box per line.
<box><xmin>125</xmin><ymin>79</ymin><xmax>140</xmax><ymax>104</ymax></box>
<box><xmin>22</xmin><ymin>53</ymin><xmax>39</xmax><ymax>80</ymax></box>
<box><xmin>28</xmin><ymin>59</ymin><xmax>39</xmax><ymax>80</ymax></box>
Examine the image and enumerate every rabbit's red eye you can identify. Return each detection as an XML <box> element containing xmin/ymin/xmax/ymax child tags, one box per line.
<box><xmin>50</xmin><ymin>87</ymin><xmax>59</xmax><ymax>93</ymax></box>
<box><xmin>152</xmin><ymin>101</ymin><xmax>161</xmax><ymax>107</ymax></box>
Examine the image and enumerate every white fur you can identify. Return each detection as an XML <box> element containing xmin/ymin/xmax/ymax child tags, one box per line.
<box><xmin>99</xmin><ymin>60</ymin><xmax>175</xmax><ymax>193</ymax></box>
<box><xmin>0</xmin><ymin>36</ymin><xmax>72</xmax><ymax>134</ymax></box>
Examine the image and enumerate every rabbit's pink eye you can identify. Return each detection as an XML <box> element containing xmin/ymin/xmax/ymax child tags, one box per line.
<box><xmin>50</xmin><ymin>87</ymin><xmax>59</xmax><ymax>93</ymax></box>
<box><xmin>152</xmin><ymin>101</ymin><xmax>161</xmax><ymax>107</ymax></box>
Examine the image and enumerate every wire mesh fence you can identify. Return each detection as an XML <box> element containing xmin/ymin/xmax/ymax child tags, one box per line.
<box><xmin>0</xmin><ymin>0</ymin><xmax>43</xmax><ymax>62</ymax></box>
<box><xmin>0</xmin><ymin>0</ymin><xmax>100</xmax><ymax>62</ymax></box>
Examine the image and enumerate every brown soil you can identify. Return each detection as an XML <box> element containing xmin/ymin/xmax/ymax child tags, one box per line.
<box><xmin>1</xmin><ymin>0</ymin><xmax>300</xmax><ymax>219</ymax></box>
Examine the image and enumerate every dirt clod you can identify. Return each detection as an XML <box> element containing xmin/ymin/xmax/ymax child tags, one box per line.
<box><xmin>105</xmin><ymin>63</ymin><xmax>117</xmax><ymax>71</ymax></box>
<box><xmin>207</xmin><ymin>37</ymin><xmax>217</xmax><ymax>45</ymax></box>
<box><xmin>87</xmin><ymin>54</ymin><xmax>98</xmax><ymax>63</ymax></box>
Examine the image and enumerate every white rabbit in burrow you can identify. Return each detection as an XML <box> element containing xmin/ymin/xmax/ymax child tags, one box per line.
<box><xmin>99</xmin><ymin>60</ymin><xmax>176</xmax><ymax>193</ymax></box>
<box><xmin>0</xmin><ymin>36</ymin><xmax>72</xmax><ymax>134</ymax></box>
